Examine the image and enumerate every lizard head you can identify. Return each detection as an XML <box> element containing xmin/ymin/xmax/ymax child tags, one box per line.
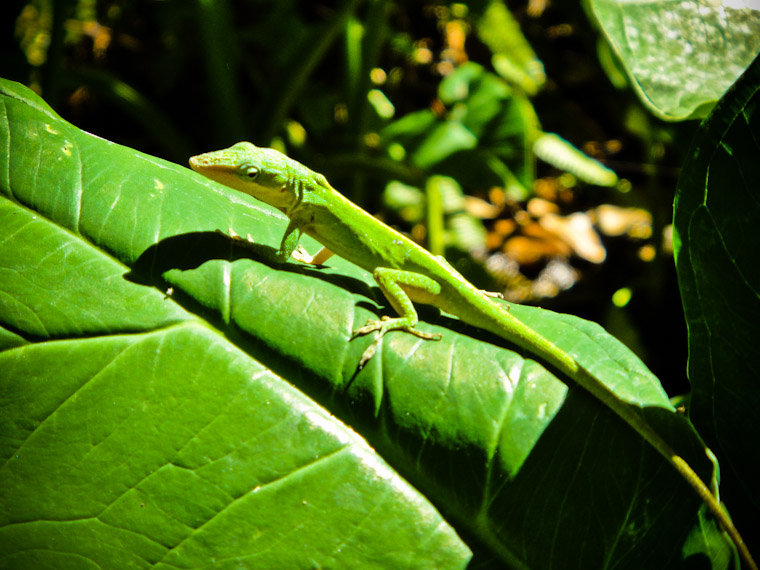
<box><xmin>189</xmin><ymin>142</ymin><xmax>299</xmax><ymax>210</ymax></box>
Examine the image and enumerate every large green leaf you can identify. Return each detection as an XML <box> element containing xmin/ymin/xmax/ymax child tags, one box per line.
<box><xmin>590</xmin><ymin>0</ymin><xmax>760</xmax><ymax>120</ymax></box>
<box><xmin>673</xmin><ymin>54</ymin><xmax>760</xmax><ymax>557</ymax></box>
<box><xmin>0</xmin><ymin>78</ymin><xmax>737</xmax><ymax>568</ymax></box>
<box><xmin>0</xmin><ymin>80</ymin><xmax>470</xmax><ymax>569</ymax></box>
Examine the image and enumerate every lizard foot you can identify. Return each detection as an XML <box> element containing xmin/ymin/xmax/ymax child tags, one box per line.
<box><xmin>217</xmin><ymin>228</ymin><xmax>256</xmax><ymax>246</ymax></box>
<box><xmin>353</xmin><ymin>316</ymin><xmax>441</xmax><ymax>368</ymax></box>
<box><xmin>291</xmin><ymin>245</ymin><xmax>314</xmax><ymax>264</ymax></box>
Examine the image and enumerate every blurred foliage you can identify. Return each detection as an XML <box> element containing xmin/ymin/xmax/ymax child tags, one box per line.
<box><xmin>2</xmin><ymin>0</ymin><xmax>753</xmax><ymax>392</ymax></box>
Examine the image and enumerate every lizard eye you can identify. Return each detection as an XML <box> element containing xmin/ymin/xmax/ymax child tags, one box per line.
<box><xmin>243</xmin><ymin>166</ymin><xmax>259</xmax><ymax>179</ymax></box>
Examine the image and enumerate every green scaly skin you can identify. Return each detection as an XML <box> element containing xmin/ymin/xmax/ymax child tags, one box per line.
<box><xmin>190</xmin><ymin>142</ymin><xmax>754</xmax><ymax>569</ymax></box>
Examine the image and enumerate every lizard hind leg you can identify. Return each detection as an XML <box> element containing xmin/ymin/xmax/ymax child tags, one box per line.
<box><xmin>352</xmin><ymin>267</ymin><xmax>443</xmax><ymax>367</ymax></box>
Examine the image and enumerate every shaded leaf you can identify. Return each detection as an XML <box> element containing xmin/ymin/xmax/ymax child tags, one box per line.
<box><xmin>673</xmin><ymin>53</ymin><xmax>760</xmax><ymax>557</ymax></box>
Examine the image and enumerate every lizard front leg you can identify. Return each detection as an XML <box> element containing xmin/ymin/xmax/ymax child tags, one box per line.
<box><xmin>220</xmin><ymin>219</ymin><xmax>335</xmax><ymax>266</ymax></box>
<box><xmin>353</xmin><ymin>267</ymin><xmax>443</xmax><ymax>367</ymax></box>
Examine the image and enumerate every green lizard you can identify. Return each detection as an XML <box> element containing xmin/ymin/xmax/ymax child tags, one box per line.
<box><xmin>189</xmin><ymin>142</ymin><xmax>753</xmax><ymax>568</ymax></box>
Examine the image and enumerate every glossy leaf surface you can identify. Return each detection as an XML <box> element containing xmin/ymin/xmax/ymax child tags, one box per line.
<box><xmin>674</xmin><ymin>54</ymin><xmax>760</xmax><ymax>555</ymax></box>
<box><xmin>0</xmin><ymin>78</ymin><xmax>733</xmax><ymax>569</ymax></box>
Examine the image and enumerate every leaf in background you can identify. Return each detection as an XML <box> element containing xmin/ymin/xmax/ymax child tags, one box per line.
<box><xmin>383</xmin><ymin>180</ymin><xmax>426</xmax><ymax>224</ymax></box>
<box><xmin>438</xmin><ymin>62</ymin><xmax>491</xmax><ymax>106</ymax></box>
<box><xmin>475</xmin><ymin>0</ymin><xmax>546</xmax><ymax>95</ymax></box>
<box><xmin>441</xmin><ymin>64</ymin><xmax>538</xmax><ymax>190</ymax></box>
<box><xmin>0</xmin><ymin>78</ymin><xmax>738</xmax><ymax>568</ymax></box>
<box><xmin>394</xmin><ymin>63</ymin><xmax>537</xmax><ymax>194</ymax></box>
<box><xmin>380</xmin><ymin>108</ymin><xmax>438</xmax><ymax>151</ymax></box>
<box><xmin>590</xmin><ymin>0</ymin><xmax>760</xmax><ymax>120</ymax></box>
<box><xmin>533</xmin><ymin>132</ymin><xmax>618</xmax><ymax>187</ymax></box>
<box><xmin>410</xmin><ymin>121</ymin><xmax>478</xmax><ymax>169</ymax></box>
<box><xmin>673</xmin><ymin>54</ymin><xmax>760</xmax><ymax>556</ymax></box>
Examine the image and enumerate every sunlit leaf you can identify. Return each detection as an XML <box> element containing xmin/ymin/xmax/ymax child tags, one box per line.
<box><xmin>0</xmin><ymin>78</ymin><xmax>738</xmax><ymax>569</ymax></box>
<box><xmin>590</xmin><ymin>0</ymin><xmax>760</xmax><ymax>120</ymax></box>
